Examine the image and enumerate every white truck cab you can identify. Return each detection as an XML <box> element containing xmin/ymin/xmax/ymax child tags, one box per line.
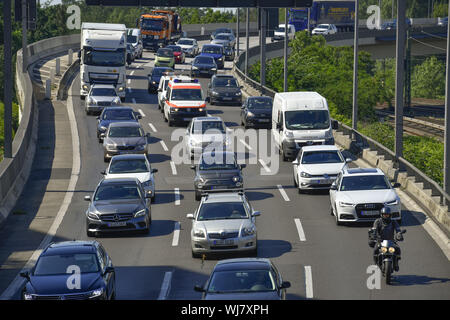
<box><xmin>272</xmin><ymin>24</ymin><xmax>296</xmax><ymax>42</ymax></box>
<box><xmin>271</xmin><ymin>92</ymin><xmax>338</xmax><ymax>161</ymax></box>
<box><xmin>80</xmin><ymin>23</ymin><xmax>127</xmax><ymax>100</ymax></box>
<box><xmin>127</xmin><ymin>28</ymin><xmax>143</xmax><ymax>59</ymax></box>
<box><xmin>157</xmin><ymin>73</ymin><xmax>175</xmax><ymax>111</ymax></box>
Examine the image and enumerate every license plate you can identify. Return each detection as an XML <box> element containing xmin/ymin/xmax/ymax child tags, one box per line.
<box><xmin>200</xmin><ymin>70</ymin><xmax>209</xmax><ymax>74</ymax></box>
<box><xmin>119</xmin><ymin>151</ymin><xmax>134</xmax><ymax>154</ymax></box>
<box><xmin>213</xmin><ymin>239</ymin><xmax>234</xmax><ymax>246</ymax></box>
<box><xmin>361</xmin><ymin>210</ymin><xmax>380</xmax><ymax>216</ymax></box>
<box><xmin>259</xmin><ymin>119</ymin><xmax>270</xmax><ymax>122</ymax></box>
<box><xmin>223</xmin><ymin>97</ymin><xmax>232</xmax><ymax>101</ymax></box>
<box><xmin>315</xmin><ymin>179</ymin><xmax>331</xmax><ymax>184</ymax></box>
<box><xmin>183</xmin><ymin>118</ymin><xmax>192</xmax><ymax>121</ymax></box>
<box><xmin>108</xmin><ymin>222</ymin><xmax>127</xmax><ymax>227</ymax></box>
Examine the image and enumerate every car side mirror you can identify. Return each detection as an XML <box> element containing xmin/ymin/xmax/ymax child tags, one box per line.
<box><xmin>151</xmin><ymin>169</ymin><xmax>158</xmax><ymax>174</ymax></box>
<box><xmin>252</xmin><ymin>211</ymin><xmax>261</xmax><ymax>217</ymax></box>
<box><xmin>96</xmin><ymin>116</ymin><xmax>100</xmax><ymax>120</ymax></box>
<box><xmin>146</xmin><ymin>133</ymin><xmax>151</xmax><ymax>138</ymax></box>
<box><xmin>392</xmin><ymin>182</ymin><xmax>401</xmax><ymax>188</ymax></box>
<box><xmin>276</xmin><ymin>123</ymin><xmax>281</xmax><ymax>130</ymax></box>
<box><xmin>84</xmin><ymin>195</ymin><xmax>91</xmax><ymax>201</ymax></box>
<box><xmin>158</xmin><ymin>88</ymin><xmax>162</xmax><ymax>92</ymax></box>
<box><xmin>194</xmin><ymin>285</ymin><xmax>205</xmax><ymax>292</ymax></box>
<box><xmin>345</xmin><ymin>158</ymin><xmax>352</xmax><ymax>163</ymax></box>
<box><xmin>241</xmin><ymin>105</ymin><xmax>245</xmax><ymax>109</ymax></box>
<box><xmin>20</xmin><ymin>271</ymin><xmax>30</xmax><ymax>280</ymax></box>
<box><xmin>100</xmin><ymin>133</ymin><xmax>106</xmax><ymax>139</ymax></box>
<box><xmin>292</xmin><ymin>159</ymin><xmax>299</xmax><ymax>165</ymax></box>
<box><xmin>77</xmin><ymin>50</ymin><xmax>81</xmax><ymax>59</ymax></box>
<box><xmin>186</xmin><ymin>213</ymin><xmax>195</xmax><ymax>219</ymax></box>
<box><xmin>104</xmin><ymin>266</ymin><xmax>114</xmax><ymax>275</ymax></box>
<box><xmin>331</xmin><ymin>120</ymin><xmax>338</xmax><ymax>130</ymax></box>
<box><xmin>281</xmin><ymin>281</ymin><xmax>291</xmax><ymax>289</ymax></box>
<box><xmin>100</xmin><ymin>170</ymin><xmax>106</xmax><ymax>175</ymax></box>
<box><xmin>240</xmin><ymin>85</ymin><xmax>243</xmax><ymax>89</ymax></box>
<box><xmin>190</xmin><ymin>165</ymin><xmax>196</xmax><ymax>170</ymax></box>
<box><xmin>330</xmin><ymin>184</ymin><xmax>337</xmax><ymax>191</ymax></box>
<box><xmin>240</xmin><ymin>164</ymin><xmax>246</xmax><ymax>169</ymax></box>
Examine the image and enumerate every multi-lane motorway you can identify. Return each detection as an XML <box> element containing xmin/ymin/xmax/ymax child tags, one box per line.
<box><xmin>3</xmin><ymin>37</ymin><xmax>450</xmax><ymax>300</ymax></box>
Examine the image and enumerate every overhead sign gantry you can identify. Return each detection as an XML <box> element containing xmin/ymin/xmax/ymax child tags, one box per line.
<box><xmin>85</xmin><ymin>0</ymin><xmax>312</xmax><ymax>7</ymax></box>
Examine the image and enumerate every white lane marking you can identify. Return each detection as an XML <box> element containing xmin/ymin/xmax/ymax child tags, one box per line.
<box><xmin>138</xmin><ymin>108</ymin><xmax>145</xmax><ymax>117</ymax></box>
<box><xmin>277</xmin><ymin>184</ymin><xmax>290</xmax><ymax>202</ymax></box>
<box><xmin>174</xmin><ymin>188</ymin><xmax>180</xmax><ymax>205</ymax></box>
<box><xmin>294</xmin><ymin>218</ymin><xmax>306</xmax><ymax>241</ymax></box>
<box><xmin>239</xmin><ymin>139</ymin><xmax>252</xmax><ymax>151</ymax></box>
<box><xmin>172</xmin><ymin>222</ymin><xmax>180</xmax><ymax>246</ymax></box>
<box><xmin>130</xmin><ymin>70</ymin><xmax>135</xmax><ymax>76</ymax></box>
<box><xmin>157</xmin><ymin>271</ymin><xmax>173</xmax><ymax>300</ymax></box>
<box><xmin>132</xmin><ymin>98</ymin><xmax>136</xmax><ymax>104</ymax></box>
<box><xmin>148</xmin><ymin>123</ymin><xmax>157</xmax><ymax>133</ymax></box>
<box><xmin>0</xmin><ymin>78</ymin><xmax>82</xmax><ymax>300</ymax></box>
<box><xmin>160</xmin><ymin>140</ymin><xmax>169</xmax><ymax>152</ymax></box>
<box><xmin>170</xmin><ymin>161</ymin><xmax>177</xmax><ymax>175</ymax></box>
<box><xmin>304</xmin><ymin>266</ymin><xmax>314</xmax><ymax>299</ymax></box>
<box><xmin>258</xmin><ymin>159</ymin><xmax>271</xmax><ymax>173</ymax></box>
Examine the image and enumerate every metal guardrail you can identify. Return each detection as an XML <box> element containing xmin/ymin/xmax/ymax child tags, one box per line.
<box><xmin>233</xmin><ymin>32</ymin><xmax>450</xmax><ymax>211</ymax></box>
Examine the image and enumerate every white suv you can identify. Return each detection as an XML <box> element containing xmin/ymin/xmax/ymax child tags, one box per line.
<box><xmin>312</xmin><ymin>24</ymin><xmax>338</xmax><ymax>35</ymax></box>
<box><xmin>329</xmin><ymin>168</ymin><xmax>402</xmax><ymax>226</ymax></box>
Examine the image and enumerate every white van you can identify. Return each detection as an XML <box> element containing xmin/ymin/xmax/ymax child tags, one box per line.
<box><xmin>272</xmin><ymin>24</ymin><xmax>296</xmax><ymax>42</ymax></box>
<box><xmin>127</xmin><ymin>28</ymin><xmax>143</xmax><ymax>59</ymax></box>
<box><xmin>271</xmin><ymin>92</ymin><xmax>338</xmax><ymax>161</ymax></box>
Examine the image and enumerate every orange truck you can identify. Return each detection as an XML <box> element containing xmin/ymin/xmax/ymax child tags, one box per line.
<box><xmin>139</xmin><ymin>10</ymin><xmax>182</xmax><ymax>51</ymax></box>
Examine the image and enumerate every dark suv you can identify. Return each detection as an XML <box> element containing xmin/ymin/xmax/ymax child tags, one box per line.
<box><xmin>207</xmin><ymin>75</ymin><xmax>243</xmax><ymax>106</ymax></box>
<box><xmin>21</xmin><ymin>241</ymin><xmax>116</xmax><ymax>300</ymax></box>
<box><xmin>191</xmin><ymin>151</ymin><xmax>245</xmax><ymax>201</ymax></box>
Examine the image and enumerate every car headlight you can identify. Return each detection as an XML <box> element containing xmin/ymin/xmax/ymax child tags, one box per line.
<box><xmin>88</xmin><ymin>98</ymin><xmax>96</xmax><ymax>105</ymax></box>
<box><xmin>134</xmin><ymin>209</ymin><xmax>147</xmax><ymax>218</ymax></box>
<box><xmin>112</xmin><ymin>98</ymin><xmax>121</xmax><ymax>105</ymax></box>
<box><xmin>241</xmin><ymin>226</ymin><xmax>255</xmax><ymax>237</ymax></box>
<box><xmin>171</xmin><ymin>108</ymin><xmax>179</xmax><ymax>113</ymax></box>
<box><xmin>23</xmin><ymin>293</ymin><xmax>34</xmax><ymax>300</ymax></box>
<box><xmin>385</xmin><ymin>199</ymin><xmax>398</xmax><ymax>205</ymax></box>
<box><xmin>211</xmin><ymin>68</ymin><xmax>217</xmax><ymax>71</ymax></box>
<box><xmin>90</xmin><ymin>288</ymin><xmax>104</xmax><ymax>299</ymax></box>
<box><xmin>232</xmin><ymin>176</ymin><xmax>240</xmax><ymax>183</ymax></box>
<box><xmin>135</xmin><ymin>144</ymin><xmax>145</xmax><ymax>151</ymax></box>
<box><xmin>118</xmin><ymin>87</ymin><xmax>125</xmax><ymax>92</ymax></box>
<box><xmin>339</xmin><ymin>201</ymin><xmax>354</xmax><ymax>207</ymax></box>
<box><xmin>300</xmin><ymin>172</ymin><xmax>311</xmax><ymax>178</ymax></box>
<box><xmin>247</xmin><ymin>112</ymin><xmax>255</xmax><ymax>117</ymax></box>
<box><xmin>99</xmin><ymin>126</ymin><xmax>107</xmax><ymax>132</ymax></box>
<box><xmin>82</xmin><ymin>85</ymin><xmax>89</xmax><ymax>91</ymax></box>
<box><xmin>190</xmin><ymin>139</ymin><xmax>201</xmax><ymax>146</ymax></box>
<box><xmin>88</xmin><ymin>211</ymin><xmax>100</xmax><ymax>220</ymax></box>
<box><xmin>106</xmin><ymin>144</ymin><xmax>116</xmax><ymax>151</ymax></box>
<box><xmin>285</xmin><ymin>130</ymin><xmax>294</xmax><ymax>139</ymax></box>
<box><xmin>235</xmin><ymin>92</ymin><xmax>241</xmax><ymax>96</ymax></box>
<box><xmin>142</xmin><ymin>180</ymin><xmax>153</xmax><ymax>188</ymax></box>
<box><xmin>211</xmin><ymin>91</ymin><xmax>219</xmax><ymax>96</ymax></box>
<box><xmin>193</xmin><ymin>229</ymin><xmax>206</xmax><ymax>238</ymax></box>
<box><xmin>192</xmin><ymin>66</ymin><xmax>199</xmax><ymax>70</ymax></box>
<box><xmin>218</xmin><ymin>58</ymin><xmax>223</xmax><ymax>61</ymax></box>
<box><xmin>388</xmin><ymin>247</ymin><xmax>395</xmax><ymax>253</ymax></box>
<box><xmin>381</xmin><ymin>247</ymin><xmax>388</xmax><ymax>253</ymax></box>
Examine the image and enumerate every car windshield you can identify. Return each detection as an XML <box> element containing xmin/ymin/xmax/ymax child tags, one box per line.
<box><xmin>207</xmin><ymin>270</ymin><xmax>276</xmax><ymax>293</ymax></box>
<box><xmin>178</xmin><ymin>39</ymin><xmax>194</xmax><ymax>45</ymax></box>
<box><xmin>248</xmin><ymin>98</ymin><xmax>272</xmax><ymax>109</ymax></box>
<box><xmin>216</xmin><ymin>34</ymin><xmax>231</xmax><ymax>40</ymax></box>
<box><xmin>213</xmin><ymin>78</ymin><xmax>238</xmax><ymax>87</ymax></box>
<box><xmin>171</xmin><ymin>88</ymin><xmax>203</xmax><ymax>101</ymax></box>
<box><xmin>203</xmin><ymin>46</ymin><xmax>222</xmax><ymax>54</ymax></box>
<box><xmin>83</xmin><ymin>48</ymin><xmax>125</xmax><ymax>67</ymax></box>
<box><xmin>127</xmin><ymin>35</ymin><xmax>137</xmax><ymax>43</ymax></box>
<box><xmin>157</xmin><ymin>49</ymin><xmax>173</xmax><ymax>57</ymax></box>
<box><xmin>193</xmin><ymin>121</ymin><xmax>225</xmax><ymax>134</ymax></box>
<box><xmin>94</xmin><ymin>184</ymin><xmax>141</xmax><ymax>201</ymax></box>
<box><xmin>195</xmin><ymin>57</ymin><xmax>214</xmax><ymax>64</ymax></box>
<box><xmin>301</xmin><ymin>151</ymin><xmax>343</xmax><ymax>164</ymax></box>
<box><xmin>34</xmin><ymin>254</ymin><xmax>99</xmax><ymax>276</ymax></box>
<box><xmin>152</xmin><ymin>68</ymin><xmax>172</xmax><ymax>77</ymax></box>
<box><xmin>291</xmin><ymin>10</ymin><xmax>308</xmax><ymax>20</ymax></box>
<box><xmin>199</xmin><ymin>153</ymin><xmax>238</xmax><ymax>170</ymax></box>
<box><xmin>215</xmin><ymin>29</ymin><xmax>231</xmax><ymax>35</ymax></box>
<box><xmin>340</xmin><ymin>175</ymin><xmax>391</xmax><ymax>191</ymax></box>
<box><xmin>108</xmin><ymin>126</ymin><xmax>143</xmax><ymax>138</ymax></box>
<box><xmin>141</xmin><ymin>18</ymin><xmax>164</xmax><ymax>31</ymax></box>
<box><xmin>109</xmin><ymin>159</ymin><xmax>149</xmax><ymax>174</ymax></box>
<box><xmin>102</xmin><ymin>110</ymin><xmax>135</xmax><ymax>120</ymax></box>
<box><xmin>167</xmin><ymin>45</ymin><xmax>181</xmax><ymax>52</ymax></box>
<box><xmin>91</xmin><ymin>88</ymin><xmax>117</xmax><ymax>97</ymax></box>
<box><xmin>284</xmin><ymin>110</ymin><xmax>330</xmax><ymax>130</ymax></box>
<box><xmin>276</xmin><ymin>27</ymin><xmax>286</xmax><ymax>32</ymax></box>
<box><xmin>197</xmin><ymin>202</ymin><xmax>247</xmax><ymax>221</ymax></box>
<box><xmin>317</xmin><ymin>24</ymin><xmax>329</xmax><ymax>29</ymax></box>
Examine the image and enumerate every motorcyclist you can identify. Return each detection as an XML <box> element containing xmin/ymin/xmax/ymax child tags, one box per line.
<box><xmin>370</xmin><ymin>207</ymin><xmax>403</xmax><ymax>271</ymax></box>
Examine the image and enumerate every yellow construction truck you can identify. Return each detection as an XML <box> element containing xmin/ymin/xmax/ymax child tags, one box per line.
<box><xmin>139</xmin><ymin>10</ymin><xmax>182</xmax><ymax>51</ymax></box>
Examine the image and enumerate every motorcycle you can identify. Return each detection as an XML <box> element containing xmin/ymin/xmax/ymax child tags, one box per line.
<box><xmin>368</xmin><ymin>229</ymin><xmax>406</xmax><ymax>285</ymax></box>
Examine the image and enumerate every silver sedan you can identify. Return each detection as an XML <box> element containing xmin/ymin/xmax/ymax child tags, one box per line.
<box><xmin>85</xmin><ymin>84</ymin><xmax>121</xmax><ymax>115</ymax></box>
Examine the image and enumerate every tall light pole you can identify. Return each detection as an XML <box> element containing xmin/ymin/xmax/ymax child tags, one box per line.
<box><xmin>444</xmin><ymin>1</ymin><xmax>450</xmax><ymax>200</ymax></box>
<box><xmin>352</xmin><ymin>0</ymin><xmax>359</xmax><ymax>133</ymax></box>
<box><xmin>245</xmin><ymin>8</ymin><xmax>249</xmax><ymax>76</ymax></box>
<box><xmin>260</xmin><ymin>8</ymin><xmax>266</xmax><ymax>89</ymax></box>
<box><xmin>395</xmin><ymin>0</ymin><xmax>406</xmax><ymax>159</ymax></box>
<box><xmin>284</xmin><ymin>8</ymin><xmax>288</xmax><ymax>92</ymax></box>
<box><xmin>22</xmin><ymin>0</ymin><xmax>28</xmax><ymax>73</ymax></box>
<box><xmin>4</xmin><ymin>0</ymin><xmax>13</xmax><ymax>158</ymax></box>
<box><xmin>236</xmin><ymin>8</ymin><xmax>240</xmax><ymax>58</ymax></box>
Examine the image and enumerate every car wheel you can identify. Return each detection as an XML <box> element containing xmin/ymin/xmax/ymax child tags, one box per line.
<box><xmin>293</xmin><ymin>173</ymin><xmax>298</xmax><ymax>187</ymax></box>
<box><xmin>330</xmin><ymin>205</ymin><xmax>334</xmax><ymax>216</ymax></box>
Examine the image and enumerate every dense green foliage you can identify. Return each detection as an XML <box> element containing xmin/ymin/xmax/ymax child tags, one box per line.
<box><xmin>411</xmin><ymin>56</ymin><xmax>446</xmax><ymax>100</ymax></box>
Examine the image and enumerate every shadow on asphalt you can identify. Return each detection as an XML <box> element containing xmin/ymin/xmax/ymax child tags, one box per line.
<box><xmin>148</xmin><ymin>153</ymin><xmax>171</xmax><ymax>164</ymax></box>
<box><xmin>391</xmin><ymin>274</ymin><xmax>450</xmax><ymax>286</ymax></box>
<box><xmin>245</xmin><ymin>191</ymin><xmax>274</xmax><ymax>201</ymax></box>
<box><xmin>93</xmin><ymin>219</ymin><xmax>177</xmax><ymax>239</ymax></box>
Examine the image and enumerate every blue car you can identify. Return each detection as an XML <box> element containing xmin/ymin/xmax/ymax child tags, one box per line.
<box><xmin>97</xmin><ymin>106</ymin><xmax>141</xmax><ymax>142</ymax></box>
<box><xmin>200</xmin><ymin>44</ymin><xmax>225</xmax><ymax>69</ymax></box>
<box><xmin>20</xmin><ymin>241</ymin><xmax>116</xmax><ymax>300</ymax></box>
<box><xmin>148</xmin><ymin>67</ymin><xmax>173</xmax><ymax>93</ymax></box>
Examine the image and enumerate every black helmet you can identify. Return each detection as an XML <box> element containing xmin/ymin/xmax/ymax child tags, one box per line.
<box><xmin>380</xmin><ymin>207</ymin><xmax>392</xmax><ymax>223</ymax></box>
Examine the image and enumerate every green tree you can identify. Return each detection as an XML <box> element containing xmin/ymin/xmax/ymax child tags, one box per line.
<box><xmin>411</xmin><ymin>56</ymin><xmax>446</xmax><ymax>99</ymax></box>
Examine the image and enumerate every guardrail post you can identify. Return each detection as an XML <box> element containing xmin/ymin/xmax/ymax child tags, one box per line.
<box><xmin>45</xmin><ymin>79</ymin><xmax>51</xmax><ymax>100</ymax></box>
<box><xmin>68</xmin><ymin>49</ymin><xmax>73</xmax><ymax>66</ymax></box>
<box><xmin>55</xmin><ymin>58</ymin><xmax>61</xmax><ymax>76</ymax></box>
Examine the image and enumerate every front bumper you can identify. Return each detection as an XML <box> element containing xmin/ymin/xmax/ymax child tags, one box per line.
<box><xmin>282</xmin><ymin>139</ymin><xmax>334</xmax><ymax>159</ymax></box>
<box><xmin>244</xmin><ymin>116</ymin><xmax>272</xmax><ymax>128</ymax></box>
<box><xmin>104</xmin><ymin>147</ymin><xmax>147</xmax><ymax>160</ymax></box>
<box><xmin>174</xmin><ymin>55</ymin><xmax>184</xmax><ymax>63</ymax></box>
<box><xmin>210</xmin><ymin>95</ymin><xmax>242</xmax><ymax>105</ymax></box>
<box><xmin>168</xmin><ymin>110</ymin><xmax>207</xmax><ymax>123</ymax></box>
<box><xmin>335</xmin><ymin>203</ymin><xmax>402</xmax><ymax>223</ymax></box>
<box><xmin>86</xmin><ymin>214</ymin><xmax>150</xmax><ymax>234</ymax></box>
<box><xmin>298</xmin><ymin>175</ymin><xmax>337</xmax><ymax>190</ymax></box>
<box><xmin>191</xmin><ymin>234</ymin><xmax>256</xmax><ymax>255</ymax></box>
<box><xmin>155</xmin><ymin>60</ymin><xmax>174</xmax><ymax>68</ymax></box>
<box><xmin>191</xmin><ymin>69</ymin><xmax>216</xmax><ymax>77</ymax></box>
<box><xmin>195</xmin><ymin>181</ymin><xmax>243</xmax><ymax>194</ymax></box>
<box><xmin>81</xmin><ymin>84</ymin><xmax>126</xmax><ymax>99</ymax></box>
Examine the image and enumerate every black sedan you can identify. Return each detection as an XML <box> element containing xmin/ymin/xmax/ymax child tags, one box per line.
<box><xmin>191</xmin><ymin>56</ymin><xmax>217</xmax><ymax>78</ymax></box>
<box><xmin>85</xmin><ymin>177</ymin><xmax>152</xmax><ymax>236</ymax></box>
<box><xmin>191</xmin><ymin>151</ymin><xmax>245</xmax><ymax>201</ymax></box>
<box><xmin>148</xmin><ymin>67</ymin><xmax>173</xmax><ymax>93</ymax></box>
<box><xmin>97</xmin><ymin>107</ymin><xmax>141</xmax><ymax>143</ymax></box>
<box><xmin>21</xmin><ymin>241</ymin><xmax>116</xmax><ymax>300</ymax></box>
<box><xmin>241</xmin><ymin>96</ymin><xmax>273</xmax><ymax>129</ymax></box>
<box><xmin>194</xmin><ymin>258</ymin><xmax>291</xmax><ymax>300</ymax></box>
<box><xmin>207</xmin><ymin>75</ymin><xmax>243</xmax><ymax>106</ymax></box>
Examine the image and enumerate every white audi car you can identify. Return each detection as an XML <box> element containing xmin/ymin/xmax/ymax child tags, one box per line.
<box><xmin>293</xmin><ymin>145</ymin><xmax>351</xmax><ymax>192</ymax></box>
<box><xmin>329</xmin><ymin>168</ymin><xmax>402</xmax><ymax>226</ymax></box>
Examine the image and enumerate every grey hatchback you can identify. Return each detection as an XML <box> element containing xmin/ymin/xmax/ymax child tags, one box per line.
<box><xmin>194</xmin><ymin>258</ymin><xmax>291</xmax><ymax>300</ymax></box>
<box><xmin>85</xmin><ymin>177</ymin><xmax>152</xmax><ymax>236</ymax></box>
